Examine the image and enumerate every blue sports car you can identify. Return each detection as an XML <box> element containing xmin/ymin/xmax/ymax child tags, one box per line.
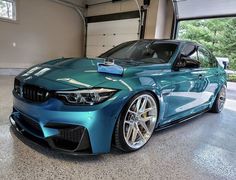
<box><xmin>10</xmin><ymin>40</ymin><xmax>227</xmax><ymax>154</ymax></box>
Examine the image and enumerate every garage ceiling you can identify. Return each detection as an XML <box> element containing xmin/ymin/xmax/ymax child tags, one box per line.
<box><xmin>175</xmin><ymin>0</ymin><xmax>236</xmax><ymax>20</ymax></box>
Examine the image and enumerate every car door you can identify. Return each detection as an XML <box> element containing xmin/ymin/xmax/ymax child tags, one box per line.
<box><xmin>162</xmin><ymin>44</ymin><xmax>204</xmax><ymax>122</ymax></box>
<box><xmin>197</xmin><ymin>46</ymin><xmax>220</xmax><ymax>104</ymax></box>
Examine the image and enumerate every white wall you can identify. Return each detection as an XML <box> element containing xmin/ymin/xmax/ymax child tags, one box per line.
<box><xmin>0</xmin><ymin>0</ymin><xmax>174</xmax><ymax>69</ymax></box>
<box><xmin>155</xmin><ymin>0</ymin><xmax>173</xmax><ymax>39</ymax></box>
<box><xmin>0</xmin><ymin>0</ymin><xmax>85</xmax><ymax>68</ymax></box>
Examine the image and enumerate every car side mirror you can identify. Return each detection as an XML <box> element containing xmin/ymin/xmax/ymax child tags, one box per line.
<box><xmin>175</xmin><ymin>57</ymin><xmax>187</xmax><ymax>69</ymax></box>
<box><xmin>175</xmin><ymin>57</ymin><xmax>200</xmax><ymax>70</ymax></box>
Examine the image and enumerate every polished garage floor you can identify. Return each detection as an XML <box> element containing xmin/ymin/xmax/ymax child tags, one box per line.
<box><xmin>0</xmin><ymin>76</ymin><xmax>235</xmax><ymax>180</ymax></box>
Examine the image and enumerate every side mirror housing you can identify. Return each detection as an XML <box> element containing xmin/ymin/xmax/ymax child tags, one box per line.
<box><xmin>174</xmin><ymin>56</ymin><xmax>200</xmax><ymax>70</ymax></box>
<box><xmin>175</xmin><ymin>57</ymin><xmax>187</xmax><ymax>69</ymax></box>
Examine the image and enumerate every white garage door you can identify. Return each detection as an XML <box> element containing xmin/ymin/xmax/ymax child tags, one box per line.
<box><xmin>86</xmin><ymin>18</ymin><xmax>140</xmax><ymax>58</ymax></box>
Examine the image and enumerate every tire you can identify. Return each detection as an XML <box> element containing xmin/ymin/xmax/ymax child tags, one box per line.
<box><xmin>114</xmin><ymin>92</ymin><xmax>158</xmax><ymax>152</ymax></box>
<box><xmin>210</xmin><ymin>85</ymin><xmax>226</xmax><ymax>113</ymax></box>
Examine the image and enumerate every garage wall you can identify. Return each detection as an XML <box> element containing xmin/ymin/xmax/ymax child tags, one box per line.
<box><xmin>0</xmin><ymin>0</ymin><xmax>85</xmax><ymax>68</ymax></box>
<box><xmin>155</xmin><ymin>0</ymin><xmax>174</xmax><ymax>39</ymax></box>
<box><xmin>144</xmin><ymin>0</ymin><xmax>159</xmax><ymax>39</ymax></box>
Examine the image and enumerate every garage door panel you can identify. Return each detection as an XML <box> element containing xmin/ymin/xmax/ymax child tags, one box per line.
<box><xmin>86</xmin><ymin>18</ymin><xmax>139</xmax><ymax>57</ymax></box>
<box><xmin>86</xmin><ymin>45</ymin><xmax>114</xmax><ymax>58</ymax></box>
<box><xmin>87</xmin><ymin>35</ymin><xmax>106</xmax><ymax>46</ymax></box>
<box><xmin>105</xmin><ymin>34</ymin><xmax>139</xmax><ymax>47</ymax></box>
<box><xmin>87</xmin><ymin>33</ymin><xmax>138</xmax><ymax>47</ymax></box>
<box><xmin>87</xmin><ymin>19</ymin><xmax>139</xmax><ymax>35</ymax></box>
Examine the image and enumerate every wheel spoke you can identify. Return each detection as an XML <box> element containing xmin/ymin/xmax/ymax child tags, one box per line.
<box><xmin>131</xmin><ymin>127</ymin><xmax>138</xmax><ymax>143</ymax></box>
<box><xmin>141</xmin><ymin>107</ymin><xmax>156</xmax><ymax>115</ymax></box>
<box><xmin>140</xmin><ymin>116</ymin><xmax>155</xmax><ymax>122</ymax></box>
<box><xmin>126</xmin><ymin>125</ymin><xmax>133</xmax><ymax>140</ymax></box>
<box><xmin>137</xmin><ymin>128</ymin><xmax>145</xmax><ymax>140</ymax></box>
<box><xmin>128</xmin><ymin>110</ymin><xmax>137</xmax><ymax>115</ymax></box>
<box><xmin>136</xmin><ymin>98</ymin><xmax>142</xmax><ymax>112</ymax></box>
<box><xmin>139</xmin><ymin>121</ymin><xmax>150</xmax><ymax>134</ymax></box>
<box><xmin>124</xmin><ymin>120</ymin><xmax>133</xmax><ymax>125</ymax></box>
<box><xmin>140</xmin><ymin>97</ymin><xmax>148</xmax><ymax>112</ymax></box>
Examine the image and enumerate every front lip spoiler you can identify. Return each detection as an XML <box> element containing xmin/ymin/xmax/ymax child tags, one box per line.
<box><xmin>9</xmin><ymin>115</ymin><xmax>97</xmax><ymax>156</ymax></box>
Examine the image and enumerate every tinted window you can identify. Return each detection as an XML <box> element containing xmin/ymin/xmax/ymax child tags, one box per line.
<box><xmin>179</xmin><ymin>44</ymin><xmax>200</xmax><ymax>68</ymax></box>
<box><xmin>182</xmin><ymin>44</ymin><xmax>198</xmax><ymax>61</ymax></box>
<box><xmin>198</xmin><ymin>47</ymin><xmax>211</xmax><ymax>68</ymax></box>
<box><xmin>198</xmin><ymin>47</ymin><xmax>218</xmax><ymax>68</ymax></box>
<box><xmin>99</xmin><ymin>41</ymin><xmax>178</xmax><ymax>64</ymax></box>
<box><xmin>210</xmin><ymin>54</ymin><xmax>219</xmax><ymax>67</ymax></box>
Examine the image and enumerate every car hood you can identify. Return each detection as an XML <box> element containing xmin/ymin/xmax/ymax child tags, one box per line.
<box><xmin>16</xmin><ymin>57</ymin><xmax>171</xmax><ymax>90</ymax></box>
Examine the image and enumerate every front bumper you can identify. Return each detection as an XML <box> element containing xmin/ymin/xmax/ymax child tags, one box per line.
<box><xmin>10</xmin><ymin>91</ymin><xmax>130</xmax><ymax>154</ymax></box>
<box><xmin>10</xmin><ymin>112</ymin><xmax>92</xmax><ymax>154</ymax></box>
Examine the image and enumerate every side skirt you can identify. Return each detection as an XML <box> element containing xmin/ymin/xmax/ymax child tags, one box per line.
<box><xmin>155</xmin><ymin>108</ymin><xmax>210</xmax><ymax>131</ymax></box>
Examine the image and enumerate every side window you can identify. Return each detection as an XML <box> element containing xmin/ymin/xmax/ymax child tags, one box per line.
<box><xmin>210</xmin><ymin>54</ymin><xmax>219</xmax><ymax>67</ymax></box>
<box><xmin>198</xmin><ymin>47</ymin><xmax>213</xmax><ymax>68</ymax></box>
<box><xmin>182</xmin><ymin>44</ymin><xmax>198</xmax><ymax>61</ymax></box>
<box><xmin>178</xmin><ymin>44</ymin><xmax>200</xmax><ymax>69</ymax></box>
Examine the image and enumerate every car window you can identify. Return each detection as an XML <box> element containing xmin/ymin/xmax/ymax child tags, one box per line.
<box><xmin>198</xmin><ymin>47</ymin><xmax>213</xmax><ymax>68</ymax></box>
<box><xmin>149</xmin><ymin>43</ymin><xmax>177</xmax><ymax>63</ymax></box>
<box><xmin>180</xmin><ymin>44</ymin><xmax>200</xmax><ymax>68</ymax></box>
<box><xmin>99</xmin><ymin>41</ymin><xmax>178</xmax><ymax>64</ymax></box>
<box><xmin>210</xmin><ymin>54</ymin><xmax>219</xmax><ymax>67</ymax></box>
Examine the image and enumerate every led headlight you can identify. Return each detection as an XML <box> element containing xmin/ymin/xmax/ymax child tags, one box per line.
<box><xmin>56</xmin><ymin>88</ymin><xmax>117</xmax><ymax>105</ymax></box>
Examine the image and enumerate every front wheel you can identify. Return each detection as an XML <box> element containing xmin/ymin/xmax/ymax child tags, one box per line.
<box><xmin>210</xmin><ymin>85</ymin><xmax>226</xmax><ymax>113</ymax></box>
<box><xmin>114</xmin><ymin>92</ymin><xmax>158</xmax><ymax>152</ymax></box>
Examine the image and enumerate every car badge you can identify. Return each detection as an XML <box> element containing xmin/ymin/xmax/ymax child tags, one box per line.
<box><xmin>37</xmin><ymin>92</ymin><xmax>43</xmax><ymax>97</ymax></box>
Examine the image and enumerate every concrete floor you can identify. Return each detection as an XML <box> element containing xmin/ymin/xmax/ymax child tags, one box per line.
<box><xmin>0</xmin><ymin>76</ymin><xmax>235</xmax><ymax>180</ymax></box>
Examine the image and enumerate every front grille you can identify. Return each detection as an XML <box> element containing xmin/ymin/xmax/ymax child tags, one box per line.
<box><xmin>14</xmin><ymin>78</ymin><xmax>50</xmax><ymax>103</ymax></box>
<box><xmin>19</xmin><ymin>114</ymin><xmax>44</xmax><ymax>137</ymax></box>
<box><xmin>14</xmin><ymin>79</ymin><xmax>21</xmax><ymax>95</ymax></box>
<box><xmin>23</xmin><ymin>84</ymin><xmax>49</xmax><ymax>102</ymax></box>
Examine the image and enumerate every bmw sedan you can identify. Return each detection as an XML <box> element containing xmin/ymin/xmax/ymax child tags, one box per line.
<box><xmin>10</xmin><ymin>40</ymin><xmax>227</xmax><ymax>155</ymax></box>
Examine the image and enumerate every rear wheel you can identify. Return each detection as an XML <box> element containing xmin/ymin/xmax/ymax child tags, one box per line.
<box><xmin>114</xmin><ymin>92</ymin><xmax>158</xmax><ymax>152</ymax></box>
<box><xmin>211</xmin><ymin>85</ymin><xmax>226</xmax><ymax>113</ymax></box>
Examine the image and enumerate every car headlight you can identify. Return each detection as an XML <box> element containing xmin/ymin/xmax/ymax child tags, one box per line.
<box><xmin>56</xmin><ymin>88</ymin><xmax>117</xmax><ymax>105</ymax></box>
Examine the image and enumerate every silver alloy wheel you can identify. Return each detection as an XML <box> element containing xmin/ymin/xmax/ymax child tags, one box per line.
<box><xmin>123</xmin><ymin>94</ymin><xmax>157</xmax><ymax>149</ymax></box>
<box><xmin>218</xmin><ymin>87</ymin><xmax>226</xmax><ymax>111</ymax></box>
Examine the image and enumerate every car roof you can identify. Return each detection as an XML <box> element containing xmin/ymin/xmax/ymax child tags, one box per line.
<box><xmin>135</xmin><ymin>39</ymin><xmax>199</xmax><ymax>46</ymax></box>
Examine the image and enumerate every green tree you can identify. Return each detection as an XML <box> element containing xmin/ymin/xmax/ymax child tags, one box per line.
<box><xmin>221</xmin><ymin>18</ymin><xmax>236</xmax><ymax>70</ymax></box>
<box><xmin>178</xmin><ymin>18</ymin><xmax>236</xmax><ymax>70</ymax></box>
<box><xmin>0</xmin><ymin>0</ymin><xmax>13</xmax><ymax>19</ymax></box>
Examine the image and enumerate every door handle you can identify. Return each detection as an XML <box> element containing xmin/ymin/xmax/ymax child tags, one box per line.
<box><xmin>198</xmin><ymin>74</ymin><xmax>203</xmax><ymax>79</ymax></box>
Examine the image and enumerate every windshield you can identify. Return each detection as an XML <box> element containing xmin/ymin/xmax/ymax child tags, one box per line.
<box><xmin>99</xmin><ymin>40</ymin><xmax>178</xmax><ymax>64</ymax></box>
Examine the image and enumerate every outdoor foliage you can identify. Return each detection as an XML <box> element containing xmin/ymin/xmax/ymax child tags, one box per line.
<box><xmin>178</xmin><ymin>18</ymin><xmax>236</xmax><ymax>70</ymax></box>
<box><xmin>0</xmin><ymin>0</ymin><xmax>15</xmax><ymax>20</ymax></box>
